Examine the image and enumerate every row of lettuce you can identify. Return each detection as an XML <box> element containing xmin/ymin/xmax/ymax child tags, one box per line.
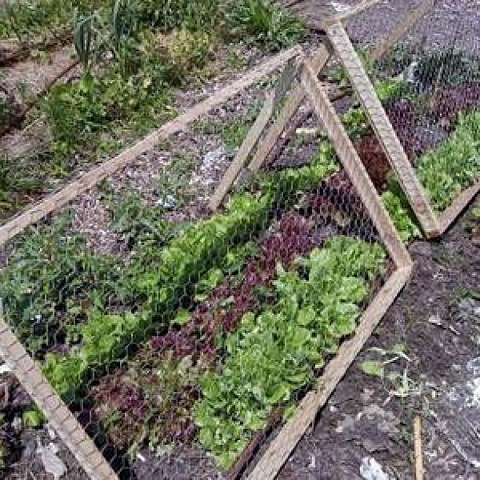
<box><xmin>0</xmin><ymin>92</ymin><xmax>479</xmax><ymax>471</ymax></box>
<box><xmin>189</xmin><ymin>105</ymin><xmax>480</xmax><ymax>467</ymax></box>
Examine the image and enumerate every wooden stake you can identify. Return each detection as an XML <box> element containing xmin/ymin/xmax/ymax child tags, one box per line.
<box><xmin>414</xmin><ymin>416</ymin><xmax>425</xmax><ymax>480</ymax></box>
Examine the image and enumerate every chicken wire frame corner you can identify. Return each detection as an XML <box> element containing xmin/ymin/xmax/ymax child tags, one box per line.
<box><xmin>210</xmin><ymin>49</ymin><xmax>413</xmax><ymax>478</ymax></box>
<box><xmin>322</xmin><ymin>17</ymin><xmax>480</xmax><ymax>239</ymax></box>
<box><xmin>0</xmin><ymin>304</ymin><xmax>119</xmax><ymax>480</ymax></box>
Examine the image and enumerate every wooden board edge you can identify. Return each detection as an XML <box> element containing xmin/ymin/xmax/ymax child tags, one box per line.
<box><xmin>246</xmin><ymin>265</ymin><xmax>412</xmax><ymax>480</ymax></box>
<box><xmin>299</xmin><ymin>58</ymin><xmax>412</xmax><ymax>269</ymax></box>
<box><xmin>209</xmin><ymin>92</ymin><xmax>275</xmax><ymax>211</ymax></box>
<box><xmin>0</xmin><ymin>46</ymin><xmax>302</xmax><ymax>247</ymax></box>
<box><xmin>372</xmin><ymin>0</ymin><xmax>435</xmax><ymax>61</ymax></box>
<box><xmin>325</xmin><ymin>22</ymin><xmax>440</xmax><ymax>238</ymax></box>
<box><xmin>438</xmin><ymin>181</ymin><xmax>480</xmax><ymax>235</ymax></box>
<box><xmin>247</xmin><ymin>45</ymin><xmax>331</xmax><ymax>174</ymax></box>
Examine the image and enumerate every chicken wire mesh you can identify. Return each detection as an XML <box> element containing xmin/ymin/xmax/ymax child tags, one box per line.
<box><xmin>0</xmin><ymin>55</ymin><xmax>409</xmax><ymax>479</ymax></box>
<box><xmin>325</xmin><ymin>0</ymin><xmax>480</xmax><ymax>237</ymax></box>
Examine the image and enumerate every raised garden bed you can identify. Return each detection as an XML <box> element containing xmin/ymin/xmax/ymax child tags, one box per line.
<box><xmin>0</xmin><ymin>3</ymin><xmax>479</xmax><ymax>476</ymax></box>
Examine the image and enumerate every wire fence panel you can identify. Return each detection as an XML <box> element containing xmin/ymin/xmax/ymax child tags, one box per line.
<box><xmin>0</xmin><ymin>50</ymin><xmax>411</xmax><ymax>479</ymax></box>
<box><xmin>325</xmin><ymin>0</ymin><xmax>480</xmax><ymax>238</ymax></box>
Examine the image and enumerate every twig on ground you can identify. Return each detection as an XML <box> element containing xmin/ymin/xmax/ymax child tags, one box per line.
<box><xmin>414</xmin><ymin>415</ymin><xmax>425</xmax><ymax>480</ymax></box>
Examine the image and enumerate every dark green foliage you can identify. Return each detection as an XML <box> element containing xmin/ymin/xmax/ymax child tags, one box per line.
<box><xmin>0</xmin><ymin>213</ymin><xmax>123</xmax><ymax>353</ymax></box>
<box><xmin>226</xmin><ymin>0</ymin><xmax>306</xmax><ymax>51</ymax></box>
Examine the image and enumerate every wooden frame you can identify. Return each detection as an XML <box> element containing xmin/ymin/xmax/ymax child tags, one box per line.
<box><xmin>0</xmin><ymin>46</ymin><xmax>306</xmax><ymax>480</ymax></box>
<box><xmin>227</xmin><ymin>53</ymin><xmax>412</xmax><ymax>480</ymax></box>
<box><xmin>0</xmin><ymin>2</ymin><xmax>453</xmax><ymax>476</ymax></box>
<box><xmin>322</xmin><ymin>1</ymin><xmax>479</xmax><ymax>238</ymax></box>
<box><xmin>211</xmin><ymin>0</ymin><xmax>438</xmax><ymax>214</ymax></box>
<box><xmin>209</xmin><ymin>46</ymin><xmax>332</xmax><ymax>210</ymax></box>
<box><xmin>0</xmin><ymin>38</ymin><xmax>409</xmax><ymax>480</ymax></box>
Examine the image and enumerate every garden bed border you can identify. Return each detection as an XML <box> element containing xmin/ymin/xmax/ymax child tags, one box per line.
<box><xmin>322</xmin><ymin>3</ymin><xmax>479</xmax><ymax>238</ymax></box>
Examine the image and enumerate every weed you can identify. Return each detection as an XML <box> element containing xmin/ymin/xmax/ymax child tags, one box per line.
<box><xmin>0</xmin><ymin>213</ymin><xmax>123</xmax><ymax>353</ymax></box>
<box><xmin>0</xmin><ymin>0</ymin><xmax>102</xmax><ymax>43</ymax></box>
<box><xmin>0</xmin><ymin>155</ymin><xmax>46</xmax><ymax>220</ymax></box>
<box><xmin>156</xmin><ymin>28</ymin><xmax>216</xmax><ymax>85</ymax></box>
<box><xmin>226</xmin><ymin>0</ymin><xmax>305</xmax><ymax>51</ymax></box>
<box><xmin>108</xmin><ymin>193</ymin><xmax>179</xmax><ymax>250</ymax></box>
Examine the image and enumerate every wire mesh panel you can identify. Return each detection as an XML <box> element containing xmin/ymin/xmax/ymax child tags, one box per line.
<box><xmin>0</xmin><ymin>49</ymin><xmax>411</xmax><ymax>479</ymax></box>
<box><xmin>324</xmin><ymin>0</ymin><xmax>480</xmax><ymax>238</ymax></box>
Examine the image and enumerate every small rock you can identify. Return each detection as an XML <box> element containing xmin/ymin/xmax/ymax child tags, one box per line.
<box><xmin>330</xmin><ymin>1</ymin><xmax>350</xmax><ymax>12</ymax></box>
<box><xmin>159</xmin><ymin>195</ymin><xmax>177</xmax><ymax>209</ymax></box>
<box><xmin>21</xmin><ymin>436</ymin><xmax>37</xmax><ymax>460</ymax></box>
<box><xmin>202</xmin><ymin>147</ymin><xmax>226</xmax><ymax>169</ymax></box>
<box><xmin>11</xmin><ymin>416</ymin><xmax>22</xmax><ymax>433</ymax></box>
<box><xmin>37</xmin><ymin>441</ymin><xmax>67</xmax><ymax>480</ymax></box>
<box><xmin>361</xmin><ymin>388</ymin><xmax>374</xmax><ymax>403</ymax></box>
<box><xmin>459</xmin><ymin>299</ymin><xmax>480</xmax><ymax>319</ymax></box>
<box><xmin>360</xmin><ymin>457</ymin><xmax>393</xmax><ymax>480</ymax></box>
<box><xmin>335</xmin><ymin>413</ymin><xmax>356</xmax><ymax>434</ymax></box>
<box><xmin>47</xmin><ymin>425</ymin><xmax>57</xmax><ymax>440</ymax></box>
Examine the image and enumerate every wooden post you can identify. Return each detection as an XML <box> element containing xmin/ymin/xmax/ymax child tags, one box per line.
<box><xmin>209</xmin><ymin>56</ymin><xmax>302</xmax><ymax>211</ymax></box>
<box><xmin>324</xmin><ymin>21</ymin><xmax>440</xmax><ymax>237</ymax></box>
<box><xmin>209</xmin><ymin>92</ymin><xmax>275</xmax><ymax>211</ymax></box>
